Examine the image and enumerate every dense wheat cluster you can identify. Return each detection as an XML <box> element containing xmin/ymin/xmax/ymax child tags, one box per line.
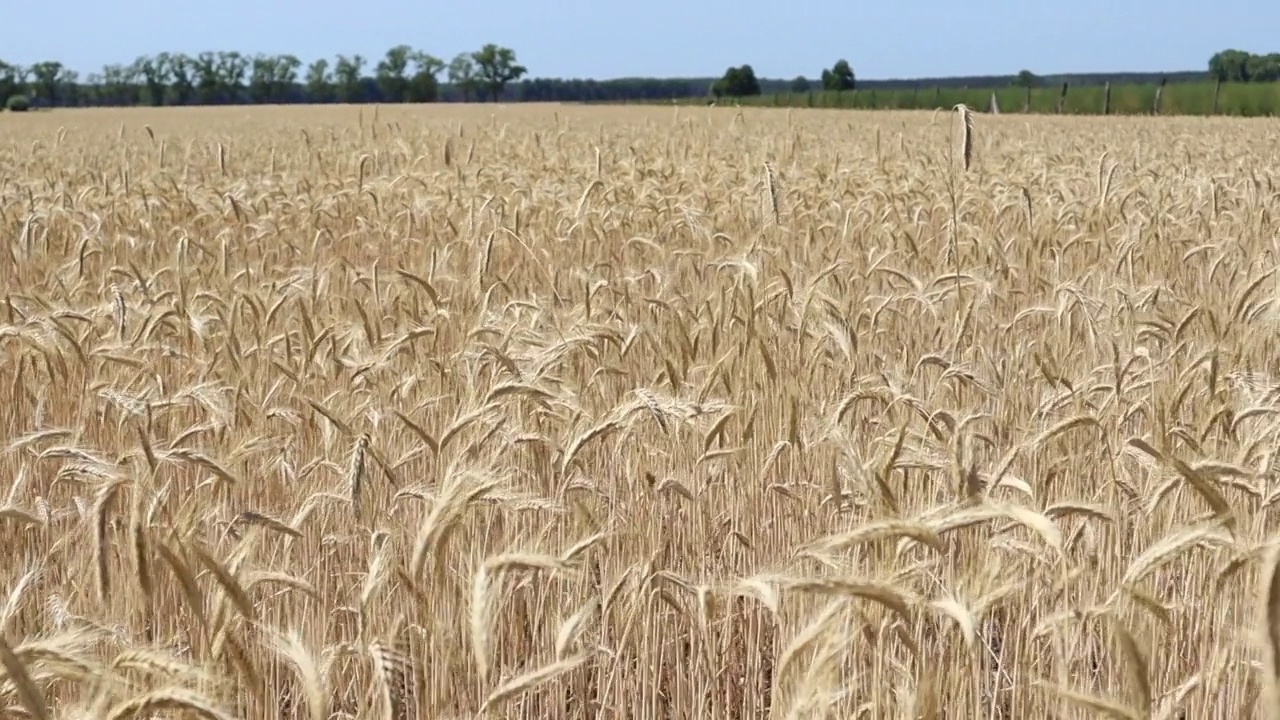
<box><xmin>2</xmin><ymin>103</ymin><xmax>1280</xmax><ymax>718</ymax></box>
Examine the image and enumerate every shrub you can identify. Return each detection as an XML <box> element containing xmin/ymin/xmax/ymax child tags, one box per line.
<box><xmin>5</xmin><ymin>94</ymin><xmax>30</xmax><ymax>112</ymax></box>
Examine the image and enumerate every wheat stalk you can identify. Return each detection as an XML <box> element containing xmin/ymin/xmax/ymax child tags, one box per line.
<box><xmin>0</xmin><ymin>95</ymin><xmax>1275</xmax><ymax>720</ymax></box>
<box><xmin>953</xmin><ymin>103</ymin><xmax>975</xmax><ymax>172</ymax></box>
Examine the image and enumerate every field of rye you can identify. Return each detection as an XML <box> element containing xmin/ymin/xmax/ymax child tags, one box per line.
<box><xmin>2</xmin><ymin>103</ymin><xmax>1280</xmax><ymax>719</ymax></box>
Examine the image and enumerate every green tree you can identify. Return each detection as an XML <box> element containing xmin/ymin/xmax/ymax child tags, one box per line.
<box><xmin>14</xmin><ymin>64</ymin><xmax>31</xmax><ymax>94</ymax></box>
<box><xmin>275</xmin><ymin>55</ymin><xmax>302</xmax><ymax>101</ymax></box>
<box><xmin>1246</xmin><ymin>53</ymin><xmax>1280</xmax><ymax>82</ymax></box>
<box><xmin>1014</xmin><ymin>69</ymin><xmax>1038</xmax><ymax>88</ymax></box>
<box><xmin>29</xmin><ymin>61</ymin><xmax>64</xmax><ymax>105</ymax></box>
<box><xmin>249</xmin><ymin>54</ymin><xmax>301</xmax><ymax>103</ymax></box>
<box><xmin>471</xmin><ymin>44</ymin><xmax>527</xmax><ymax>102</ymax></box>
<box><xmin>712</xmin><ymin>65</ymin><xmax>761</xmax><ymax>98</ymax></box>
<box><xmin>790</xmin><ymin>76</ymin><xmax>810</xmax><ymax>93</ymax></box>
<box><xmin>83</xmin><ymin>72</ymin><xmax>105</xmax><ymax>105</ymax></box>
<box><xmin>376</xmin><ymin>45</ymin><xmax>413</xmax><ymax>102</ymax></box>
<box><xmin>249</xmin><ymin>55</ymin><xmax>276</xmax><ymax>103</ymax></box>
<box><xmin>169</xmin><ymin>54</ymin><xmax>195</xmax><ymax>105</ymax></box>
<box><xmin>194</xmin><ymin>52</ymin><xmax>220</xmax><ymax>103</ymax></box>
<box><xmin>100</xmin><ymin>63</ymin><xmax>139</xmax><ymax>105</ymax></box>
<box><xmin>61</xmin><ymin>69</ymin><xmax>82</xmax><ymax>106</ymax></box>
<box><xmin>407</xmin><ymin>52</ymin><xmax>444</xmax><ymax>102</ymax></box>
<box><xmin>306</xmin><ymin>59</ymin><xmax>332</xmax><ymax>102</ymax></box>
<box><xmin>1209</xmin><ymin>49</ymin><xmax>1252</xmax><ymax>82</ymax></box>
<box><xmin>0</xmin><ymin>61</ymin><xmax>22</xmax><ymax>107</ymax></box>
<box><xmin>132</xmin><ymin>56</ymin><xmax>166</xmax><ymax>106</ymax></box>
<box><xmin>247</xmin><ymin>53</ymin><xmax>275</xmax><ymax>101</ymax></box>
<box><xmin>217</xmin><ymin>51</ymin><xmax>249</xmax><ymax>102</ymax></box>
<box><xmin>821</xmin><ymin>59</ymin><xmax>855</xmax><ymax>91</ymax></box>
<box><xmin>448</xmin><ymin>53</ymin><xmax>477</xmax><ymax>101</ymax></box>
<box><xmin>335</xmin><ymin>54</ymin><xmax>365</xmax><ymax>103</ymax></box>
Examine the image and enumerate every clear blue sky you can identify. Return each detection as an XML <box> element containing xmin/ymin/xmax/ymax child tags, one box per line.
<box><xmin>4</xmin><ymin>0</ymin><xmax>1273</xmax><ymax>80</ymax></box>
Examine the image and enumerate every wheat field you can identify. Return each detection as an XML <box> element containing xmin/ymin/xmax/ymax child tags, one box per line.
<box><xmin>2</xmin><ymin>103</ymin><xmax>1280</xmax><ymax>718</ymax></box>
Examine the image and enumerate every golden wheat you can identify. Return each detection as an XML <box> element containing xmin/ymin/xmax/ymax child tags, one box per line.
<box><xmin>0</xmin><ymin>103</ymin><xmax>1277</xmax><ymax>717</ymax></box>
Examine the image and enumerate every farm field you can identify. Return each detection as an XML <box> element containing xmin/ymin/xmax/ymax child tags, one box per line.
<box><xmin>2</xmin><ymin>103</ymin><xmax>1280</xmax><ymax>718</ymax></box>
<box><xmin>726</xmin><ymin>80</ymin><xmax>1280</xmax><ymax>117</ymax></box>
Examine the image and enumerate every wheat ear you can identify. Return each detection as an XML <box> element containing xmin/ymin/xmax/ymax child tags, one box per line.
<box><xmin>763</xmin><ymin>161</ymin><xmax>781</xmax><ymax>225</ymax></box>
<box><xmin>953</xmin><ymin>103</ymin><xmax>975</xmax><ymax>171</ymax></box>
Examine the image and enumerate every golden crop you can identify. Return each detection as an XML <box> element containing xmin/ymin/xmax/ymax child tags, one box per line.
<box><xmin>1</xmin><ymin>103</ymin><xmax>1279</xmax><ymax>718</ymax></box>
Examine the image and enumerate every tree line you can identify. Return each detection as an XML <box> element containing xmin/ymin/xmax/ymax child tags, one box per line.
<box><xmin>1208</xmin><ymin>50</ymin><xmax>1280</xmax><ymax>83</ymax></box>
<box><xmin>0</xmin><ymin>43</ymin><xmax>527</xmax><ymax>110</ymax></box>
<box><xmin>710</xmin><ymin>51</ymin><xmax>1280</xmax><ymax>102</ymax></box>
<box><xmin>0</xmin><ymin>46</ymin><xmax>1273</xmax><ymax>111</ymax></box>
<box><xmin>0</xmin><ymin>43</ymin><xmax>746</xmax><ymax>109</ymax></box>
<box><xmin>711</xmin><ymin>60</ymin><xmax>855</xmax><ymax>98</ymax></box>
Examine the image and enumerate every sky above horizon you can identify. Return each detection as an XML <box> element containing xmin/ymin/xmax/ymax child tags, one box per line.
<box><xmin>4</xmin><ymin>0</ymin><xmax>1273</xmax><ymax>81</ymax></box>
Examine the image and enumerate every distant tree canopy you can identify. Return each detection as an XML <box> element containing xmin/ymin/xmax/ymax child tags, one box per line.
<box><xmin>447</xmin><ymin>53</ymin><xmax>478</xmax><ymax>102</ymax></box>
<box><xmin>1209</xmin><ymin>49</ymin><xmax>1280</xmax><ymax>82</ymax></box>
<box><xmin>713</xmin><ymin>65</ymin><xmax>761</xmax><ymax>97</ymax></box>
<box><xmin>374</xmin><ymin>45</ymin><xmax>444</xmax><ymax>103</ymax></box>
<box><xmin>471</xmin><ymin>43</ymin><xmax>527</xmax><ymax>102</ymax></box>
<box><xmin>821</xmin><ymin>60</ymin><xmax>855</xmax><ymax>91</ymax></box>
<box><xmin>0</xmin><ymin>44</ymin><xmax>527</xmax><ymax>108</ymax></box>
<box><xmin>5</xmin><ymin>46</ymin><xmax>1280</xmax><ymax>111</ymax></box>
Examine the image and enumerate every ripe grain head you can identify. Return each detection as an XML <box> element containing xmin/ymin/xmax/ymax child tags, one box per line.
<box><xmin>0</xmin><ymin>103</ymin><xmax>1277</xmax><ymax>717</ymax></box>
